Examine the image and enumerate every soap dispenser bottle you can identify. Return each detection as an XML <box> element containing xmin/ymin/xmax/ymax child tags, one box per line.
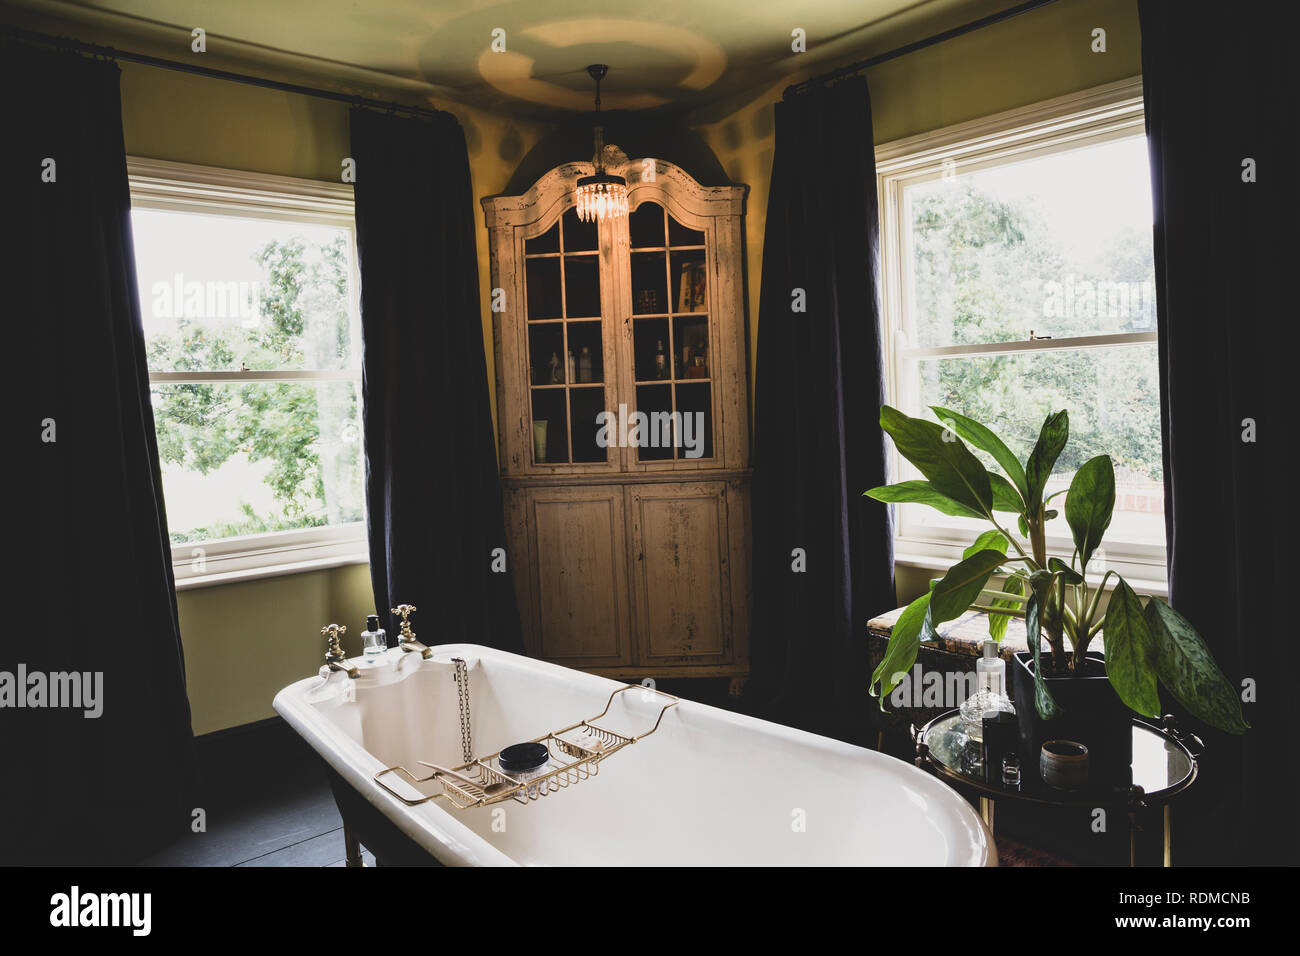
<box><xmin>959</xmin><ymin>640</ymin><xmax>1015</xmax><ymax>737</ymax></box>
<box><xmin>360</xmin><ymin>614</ymin><xmax>387</xmax><ymax>663</ymax></box>
<box><xmin>976</xmin><ymin>639</ymin><xmax>1007</xmax><ymax>697</ymax></box>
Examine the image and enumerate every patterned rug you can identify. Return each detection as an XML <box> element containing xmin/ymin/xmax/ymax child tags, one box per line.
<box><xmin>996</xmin><ymin>836</ymin><xmax>1078</xmax><ymax>867</ymax></box>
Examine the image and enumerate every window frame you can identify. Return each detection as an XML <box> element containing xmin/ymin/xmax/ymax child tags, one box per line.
<box><xmin>128</xmin><ymin>158</ymin><xmax>367</xmax><ymax>589</ymax></box>
<box><xmin>874</xmin><ymin>77</ymin><xmax>1168</xmax><ymax>595</ymax></box>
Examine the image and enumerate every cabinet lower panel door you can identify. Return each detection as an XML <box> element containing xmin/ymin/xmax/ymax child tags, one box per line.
<box><xmin>527</xmin><ymin>487</ymin><xmax>631</xmax><ymax>667</ymax></box>
<box><xmin>629</xmin><ymin>482</ymin><xmax>732</xmax><ymax>665</ymax></box>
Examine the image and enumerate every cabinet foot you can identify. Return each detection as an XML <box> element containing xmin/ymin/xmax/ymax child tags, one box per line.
<box><xmin>727</xmin><ymin>676</ymin><xmax>748</xmax><ymax>697</ymax></box>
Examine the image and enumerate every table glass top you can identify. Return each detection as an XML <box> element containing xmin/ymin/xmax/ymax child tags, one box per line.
<box><xmin>924</xmin><ymin>712</ymin><xmax>1194</xmax><ymax>803</ymax></box>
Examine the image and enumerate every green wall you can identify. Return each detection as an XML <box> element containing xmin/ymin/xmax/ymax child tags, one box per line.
<box><xmin>177</xmin><ymin>565</ymin><xmax>370</xmax><ymax>735</ymax></box>
<box><xmin>691</xmin><ymin>0</ymin><xmax>1143</xmax><ymax>606</ymax></box>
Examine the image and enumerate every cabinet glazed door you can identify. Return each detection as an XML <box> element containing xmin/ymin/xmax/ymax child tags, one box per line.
<box><xmin>523</xmin><ymin>485</ymin><xmax>632</xmax><ymax>668</ymax></box>
<box><xmin>616</xmin><ymin>199</ymin><xmax>720</xmax><ymax>471</ymax></box>
<box><xmin>628</xmin><ymin>481</ymin><xmax>733</xmax><ymax>666</ymax></box>
<box><xmin>518</xmin><ymin>208</ymin><xmax>619</xmax><ymax>473</ymax></box>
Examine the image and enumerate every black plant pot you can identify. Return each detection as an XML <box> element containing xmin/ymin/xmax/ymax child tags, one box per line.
<box><xmin>1011</xmin><ymin>651</ymin><xmax>1134</xmax><ymax>786</ymax></box>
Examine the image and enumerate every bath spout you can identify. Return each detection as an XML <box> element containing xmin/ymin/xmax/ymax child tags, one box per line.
<box><xmin>326</xmin><ymin>658</ymin><xmax>360</xmax><ymax>679</ymax></box>
<box><xmin>399</xmin><ymin>639</ymin><xmax>432</xmax><ymax>659</ymax></box>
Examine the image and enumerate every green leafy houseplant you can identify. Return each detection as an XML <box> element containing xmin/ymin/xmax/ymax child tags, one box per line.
<box><xmin>865</xmin><ymin>405</ymin><xmax>1248</xmax><ymax>734</ymax></box>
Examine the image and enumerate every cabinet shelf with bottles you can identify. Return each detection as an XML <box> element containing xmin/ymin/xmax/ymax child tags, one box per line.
<box><xmin>484</xmin><ymin>151</ymin><xmax>750</xmax><ymax>680</ymax></box>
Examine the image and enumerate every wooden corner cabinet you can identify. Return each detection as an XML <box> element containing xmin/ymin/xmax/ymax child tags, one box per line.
<box><xmin>483</xmin><ymin>149</ymin><xmax>751</xmax><ymax>682</ymax></box>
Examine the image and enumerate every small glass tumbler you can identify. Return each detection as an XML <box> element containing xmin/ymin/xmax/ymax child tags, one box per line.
<box><xmin>1002</xmin><ymin>753</ymin><xmax>1022</xmax><ymax>787</ymax></box>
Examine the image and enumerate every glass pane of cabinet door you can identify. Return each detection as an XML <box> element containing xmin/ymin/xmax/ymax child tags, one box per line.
<box><xmin>625</xmin><ymin>201</ymin><xmax>714</xmax><ymax>464</ymax></box>
<box><xmin>523</xmin><ymin>209</ymin><xmax>609</xmax><ymax>466</ymax></box>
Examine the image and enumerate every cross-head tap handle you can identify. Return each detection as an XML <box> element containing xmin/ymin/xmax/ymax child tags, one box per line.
<box><xmin>321</xmin><ymin>623</ymin><xmax>347</xmax><ymax>660</ymax></box>
<box><xmin>391</xmin><ymin>604</ymin><xmax>417</xmax><ymax>641</ymax></box>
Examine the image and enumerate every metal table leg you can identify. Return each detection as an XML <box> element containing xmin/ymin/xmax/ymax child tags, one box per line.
<box><xmin>1163</xmin><ymin>805</ymin><xmax>1172</xmax><ymax>867</ymax></box>
<box><xmin>980</xmin><ymin>797</ymin><xmax>995</xmax><ymax>835</ymax></box>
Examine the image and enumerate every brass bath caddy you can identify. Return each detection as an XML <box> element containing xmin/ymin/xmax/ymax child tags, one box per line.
<box><xmin>374</xmin><ymin>684</ymin><xmax>679</xmax><ymax>810</ymax></box>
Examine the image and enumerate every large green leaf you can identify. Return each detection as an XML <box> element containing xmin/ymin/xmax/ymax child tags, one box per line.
<box><xmin>963</xmin><ymin>529</ymin><xmax>1008</xmax><ymax>560</ymax></box>
<box><xmin>1047</xmin><ymin>557</ymin><xmax>1083</xmax><ymax>586</ymax></box>
<box><xmin>864</xmin><ymin>480</ymin><xmax>984</xmax><ymax>519</ymax></box>
<box><xmin>961</xmin><ymin>531</ymin><xmax>1023</xmax><ymax>641</ymax></box>
<box><xmin>929</xmin><ymin>548</ymin><xmax>1009</xmax><ymax>625</ymax></box>
<box><xmin>1145</xmin><ymin>599</ymin><xmax>1249</xmax><ymax>733</ymax></box>
<box><xmin>870</xmin><ymin>591</ymin><xmax>931</xmax><ymax>703</ymax></box>
<box><xmin>989</xmin><ymin>473</ymin><xmax>1026</xmax><ymax>515</ymax></box>
<box><xmin>1102</xmin><ymin>579</ymin><xmax>1161</xmax><ymax>718</ymax></box>
<box><xmin>1025</xmin><ymin>410</ymin><xmax>1069</xmax><ymax>509</ymax></box>
<box><xmin>1064</xmin><ymin>455</ymin><xmax>1115</xmax><ymax>570</ymax></box>
<box><xmin>880</xmin><ymin>406</ymin><xmax>992</xmax><ymax>517</ymax></box>
<box><xmin>929</xmin><ymin>405</ymin><xmax>1029</xmax><ymax>501</ymax></box>
<box><xmin>1024</xmin><ymin>575</ymin><xmax>1061</xmax><ymax>719</ymax></box>
<box><xmin>987</xmin><ymin>570</ymin><xmax>1023</xmax><ymax>643</ymax></box>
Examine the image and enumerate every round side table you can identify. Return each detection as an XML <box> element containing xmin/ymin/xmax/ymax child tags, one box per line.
<box><xmin>913</xmin><ymin>710</ymin><xmax>1202</xmax><ymax>866</ymax></box>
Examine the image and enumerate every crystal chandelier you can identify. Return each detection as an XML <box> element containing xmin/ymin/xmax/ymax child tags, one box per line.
<box><xmin>574</xmin><ymin>64</ymin><xmax>628</xmax><ymax>223</ymax></box>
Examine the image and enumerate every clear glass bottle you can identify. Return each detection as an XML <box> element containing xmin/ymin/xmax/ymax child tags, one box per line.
<box><xmin>360</xmin><ymin>614</ymin><xmax>387</xmax><ymax>663</ymax></box>
<box><xmin>959</xmin><ymin>640</ymin><xmax>1015</xmax><ymax>738</ymax></box>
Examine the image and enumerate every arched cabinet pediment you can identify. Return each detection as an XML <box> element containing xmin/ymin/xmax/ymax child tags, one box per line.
<box><xmin>482</xmin><ymin>149</ymin><xmax>751</xmax><ymax>682</ymax></box>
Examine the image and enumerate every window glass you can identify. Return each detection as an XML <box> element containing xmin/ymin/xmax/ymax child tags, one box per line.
<box><xmin>133</xmin><ymin>207</ymin><xmax>364</xmax><ymax>544</ymax></box>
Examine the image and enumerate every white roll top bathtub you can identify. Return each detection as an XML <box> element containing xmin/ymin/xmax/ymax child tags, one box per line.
<box><xmin>273</xmin><ymin>645</ymin><xmax>994</xmax><ymax>866</ymax></box>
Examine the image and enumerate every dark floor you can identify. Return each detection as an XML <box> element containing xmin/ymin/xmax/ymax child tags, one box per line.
<box><xmin>141</xmin><ymin>735</ymin><xmax>374</xmax><ymax>867</ymax></box>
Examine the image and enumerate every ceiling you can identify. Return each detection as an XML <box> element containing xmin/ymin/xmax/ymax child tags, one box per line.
<box><xmin>4</xmin><ymin>0</ymin><xmax>1005</xmax><ymax>118</ymax></box>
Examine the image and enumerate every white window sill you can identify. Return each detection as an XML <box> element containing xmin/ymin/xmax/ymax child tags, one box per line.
<box><xmin>171</xmin><ymin>525</ymin><xmax>369</xmax><ymax>591</ymax></box>
<box><xmin>173</xmin><ymin>551</ymin><xmax>369</xmax><ymax>590</ymax></box>
<box><xmin>895</xmin><ymin>550</ymin><xmax>1168</xmax><ymax>599</ymax></box>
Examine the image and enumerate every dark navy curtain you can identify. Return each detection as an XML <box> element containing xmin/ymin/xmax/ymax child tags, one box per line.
<box><xmin>1140</xmin><ymin>0</ymin><xmax>1295</xmax><ymax>865</ymax></box>
<box><xmin>745</xmin><ymin>78</ymin><xmax>895</xmax><ymax>744</ymax></box>
<box><xmin>4</xmin><ymin>42</ymin><xmax>194</xmax><ymax>864</ymax></box>
<box><xmin>349</xmin><ymin>108</ymin><xmax>523</xmax><ymax>652</ymax></box>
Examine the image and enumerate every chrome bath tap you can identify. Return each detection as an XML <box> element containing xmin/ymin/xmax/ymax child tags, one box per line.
<box><xmin>392</xmin><ymin>604</ymin><xmax>432</xmax><ymax>659</ymax></box>
<box><xmin>321</xmin><ymin>624</ymin><xmax>359</xmax><ymax>678</ymax></box>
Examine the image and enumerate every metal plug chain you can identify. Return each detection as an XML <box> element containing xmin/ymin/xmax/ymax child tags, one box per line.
<box><xmin>451</xmin><ymin>657</ymin><xmax>473</xmax><ymax>764</ymax></box>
